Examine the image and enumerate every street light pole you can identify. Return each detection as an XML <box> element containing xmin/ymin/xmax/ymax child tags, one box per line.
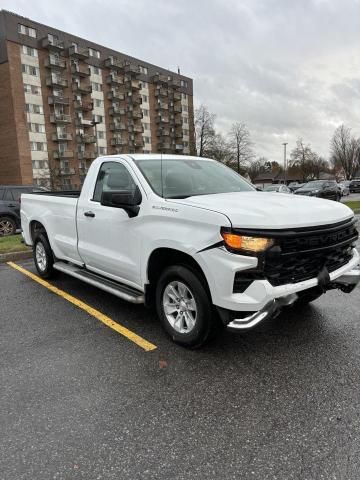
<box><xmin>282</xmin><ymin>142</ymin><xmax>288</xmax><ymax>185</ymax></box>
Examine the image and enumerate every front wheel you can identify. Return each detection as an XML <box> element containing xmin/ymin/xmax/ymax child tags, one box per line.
<box><xmin>33</xmin><ymin>234</ymin><xmax>56</xmax><ymax>279</ymax></box>
<box><xmin>156</xmin><ymin>265</ymin><xmax>218</xmax><ymax>348</ymax></box>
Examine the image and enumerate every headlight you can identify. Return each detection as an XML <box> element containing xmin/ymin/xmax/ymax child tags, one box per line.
<box><xmin>221</xmin><ymin>232</ymin><xmax>274</xmax><ymax>253</ymax></box>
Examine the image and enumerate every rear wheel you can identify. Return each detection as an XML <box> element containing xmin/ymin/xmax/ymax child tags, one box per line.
<box><xmin>0</xmin><ymin>216</ymin><xmax>16</xmax><ymax>236</ymax></box>
<box><xmin>156</xmin><ymin>265</ymin><xmax>218</xmax><ymax>348</ymax></box>
<box><xmin>33</xmin><ymin>234</ymin><xmax>56</xmax><ymax>279</ymax></box>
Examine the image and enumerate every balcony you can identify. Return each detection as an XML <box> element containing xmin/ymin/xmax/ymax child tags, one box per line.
<box><xmin>52</xmin><ymin>132</ymin><xmax>72</xmax><ymax>141</ymax></box>
<box><xmin>76</xmin><ymin>134</ymin><xmax>96</xmax><ymax>144</ymax></box>
<box><xmin>46</xmin><ymin>75</ymin><xmax>68</xmax><ymax>88</ymax></box>
<box><xmin>170</xmin><ymin>78</ymin><xmax>182</xmax><ymax>89</ymax></box>
<box><xmin>48</xmin><ymin>96</ymin><xmax>70</xmax><ymax>105</ymax></box>
<box><xmin>175</xmin><ymin>144</ymin><xmax>184</xmax><ymax>150</ymax></box>
<box><xmin>128</xmin><ymin>124</ymin><xmax>143</xmax><ymax>133</ymax></box>
<box><xmin>68</xmin><ymin>45</ymin><xmax>89</xmax><ymax>59</ymax></box>
<box><xmin>55</xmin><ymin>167</ymin><xmax>76</xmax><ymax>175</ymax></box>
<box><xmin>173</xmin><ymin>105</ymin><xmax>182</xmax><ymax>113</ymax></box>
<box><xmin>156</xmin><ymin>116</ymin><xmax>170</xmax><ymax>124</ymax></box>
<box><xmin>128</xmin><ymin>93</ymin><xmax>142</xmax><ymax>105</ymax></box>
<box><xmin>110</xmin><ymin>122</ymin><xmax>126</xmax><ymax>131</ymax></box>
<box><xmin>107</xmin><ymin>89</ymin><xmax>125</xmax><ymax>101</ymax></box>
<box><xmin>157</xmin><ymin>129</ymin><xmax>170</xmax><ymax>137</ymax></box>
<box><xmin>123</xmin><ymin>63</ymin><xmax>139</xmax><ymax>76</ymax></box>
<box><xmin>73</xmin><ymin>100</ymin><xmax>93</xmax><ymax>111</ymax></box>
<box><xmin>158</xmin><ymin>142</ymin><xmax>172</xmax><ymax>150</ymax></box>
<box><xmin>50</xmin><ymin>113</ymin><xmax>71</xmax><ymax>124</ymax></box>
<box><xmin>44</xmin><ymin>56</ymin><xmax>66</xmax><ymax>69</ymax></box>
<box><xmin>125</xmin><ymin>79</ymin><xmax>141</xmax><ymax>90</ymax></box>
<box><xmin>155</xmin><ymin>87</ymin><xmax>168</xmax><ymax>97</ymax></box>
<box><xmin>152</xmin><ymin>74</ymin><xmax>169</xmax><ymax>84</ymax></box>
<box><xmin>173</xmin><ymin>91</ymin><xmax>182</xmax><ymax>101</ymax></box>
<box><xmin>106</xmin><ymin>73</ymin><xmax>124</xmax><ymax>86</ymax></box>
<box><xmin>78</xmin><ymin>151</ymin><xmax>96</xmax><ymax>160</ymax></box>
<box><xmin>71</xmin><ymin>63</ymin><xmax>91</xmax><ymax>77</ymax></box>
<box><xmin>72</xmin><ymin>81</ymin><xmax>92</xmax><ymax>95</ymax></box>
<box><xmin>109</xmin><ymin>106</ymin><xmax>126</xmax><ymax>116</ymax></box>
<box><xmin>128</xmin><ymin>109</ymin><xmax>142</xmax><ymax>119</ymax></box>
<box><xmin>110</xmin><ymin>137</ymin><xmax>126</xmax><ymax>146</ymax></box>
<box><xmin>156</xmin><ymin>101</ymin><xmax>169</xmax><ymax>110</ymax></box>
<box><xmin>41</xmin><ymin>36</ymin><xmax>64</xmax><ymax>51</ymax></box>
<box><xmin>75</xmin><ymin>117</ymin><xmax>94</xmax><ymax>128</ymax></box>
<box><xmin>174</xmin><ymin>118</ymin><xmax>182</xmax><ymax>126</ymax></box>
<box><xmin>53</xmin><ymin>150</ymin><xmax>74</xmax><ymax>159</ymax></box>
<box><xmin>104</xmin><ymin>57</ymin><xmax>124</xmax><ymax>71</ymax></box>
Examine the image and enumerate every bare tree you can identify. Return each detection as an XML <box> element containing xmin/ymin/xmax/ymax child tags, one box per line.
<box><xmin>289</xmin><ymin>138</ymin><xmax>327</xmax><ymax>181</ymax></box>
<box><xmin>228</xmin><ymin>123</ymin><xmax>254</xmax><ymax>173</ymax></box>
<box><xmin>330</xmin><ymin>125</ymin><xmax>360</xmax><ymax>180</ymax></box>
<box><xmin>194</xmin><ymin>104</ymin><xmax>216</xmax><ymax>157</ymax></box>
<box><xmin>206</xmin><ymin>132</ymin><xmax>232</xmax><ymax>164</ymax></box>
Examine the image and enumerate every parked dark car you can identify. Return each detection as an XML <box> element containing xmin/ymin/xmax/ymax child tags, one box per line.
<box><xmin>294</xmin><ymin>180</ymin><xmax>341</xmax><ymax>201</ymax></box>
<box><xmin>349</xmin><ymin>179</ymin><xmax>360</xmax><ymax>193</ymax></box>
<box><xmin>288</xmin><ymin>182</ymin><xmax>305</xmax><ymax>192</ymax></box>
<box><xmin>0</xmin><ymin>185</ymin><xmax>47</xmax><ymax>236</ymax></box>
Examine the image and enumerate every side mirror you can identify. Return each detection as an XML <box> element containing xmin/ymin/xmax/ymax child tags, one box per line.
<box><xmin>101</xmin><ymin>186</ymin><xmax>142</xmax><ymax>217</ymax></box>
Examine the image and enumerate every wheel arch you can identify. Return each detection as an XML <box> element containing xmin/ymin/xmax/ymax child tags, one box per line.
<box><xmin>145</xmin><ymin>247</ymin><xmax>212</xmax><ymax>306</ymax></box>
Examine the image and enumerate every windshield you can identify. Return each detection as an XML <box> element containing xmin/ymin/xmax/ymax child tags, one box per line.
<box><xmin>302</xmin><ymin>181</ymin><xmax>324</xmax><ymax>189</ymax></box>
<box><xmin>264</xmin><ymin>185</ymin><xmax>279</xmax><ymax>191</ymax></box>
<box><xmin>134</xmin><ymin>158</ymin><xmax>255</xmax><ymax>198</ymax></box>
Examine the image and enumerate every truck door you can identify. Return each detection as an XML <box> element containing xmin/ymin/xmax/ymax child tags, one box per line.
<box><xmin>76</xmin><ymin>160</ymin><xmax>143</xmax><ymax>289</ymax></box>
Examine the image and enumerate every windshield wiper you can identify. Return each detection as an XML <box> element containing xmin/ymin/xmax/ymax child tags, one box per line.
<box><xmin>165</xmin><ymin>195</ymin><xmax>191</xmax><ymax>199</ymax></box>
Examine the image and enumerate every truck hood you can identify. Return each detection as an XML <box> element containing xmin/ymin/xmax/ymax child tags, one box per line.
<box><xmin>168</xmin><ymin>192</ymin><xmax>353</xmax><ymax>229</ymax></box>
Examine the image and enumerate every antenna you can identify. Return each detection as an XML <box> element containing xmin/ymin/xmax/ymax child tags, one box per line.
<box><xmin>160</xmin><ymin>152</ymin><xmax>164</xmax><ymax>198</ymax></box>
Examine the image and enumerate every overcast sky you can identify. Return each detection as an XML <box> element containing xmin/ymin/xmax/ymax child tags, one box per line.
<box><xmin>3</xmin><ymin>0</ymin><xmax>360</xmax><ymax>162</ymax></box>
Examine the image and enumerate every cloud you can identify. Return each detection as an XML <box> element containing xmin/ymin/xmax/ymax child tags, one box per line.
<box><xmin>3</xmin><ymin>0</ymin><xmax>360</xmax><ymax>161</ymax></box>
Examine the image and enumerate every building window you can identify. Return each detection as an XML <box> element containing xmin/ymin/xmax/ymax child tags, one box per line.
<box><xmin>180</xmin><ymin>80</ymin><xmax>188</xmax><ymax>88</ymax></box>
<box><xmin>24</xmin><ymin>84</ymin><xmax>41</xmax><ymax>95</ymax></box>
<box><xmin>91</xmin><ymin>66</ymin><xmax>101</xmax><ymax>75</ymax></box>
<box><xmin>183</xmin><ymin>129</ymin><xmax>189</xmax><ymax>136</ymax></box>
<box><xmin>182</xmin><ymin>105</ymin><xmax>188</xmax><ymax>112</ymax></box>
<box><xmin>94</xmin><ymin>99</ymin><xmax>104</xmax><ymax>108</ymax></box>
<box><xmin>182</xmin><ymin>93</ymin><xmax>187</xmax><ymax>100</ymax></box>
<box><xmin>30</xmin><ymin>141</ymin><xmax>47</xmax><ymax>151</ymax></box>
<box><xmin>91</xmin><ymin>82</ymin><xmax>102</xmax><ymax>92</ymax></box>
<box><xmin>183</xmin><ymin>117</ymin><xmax>188</xmax><ymax>124</ymax></box>
<box><xmin>25</xmin><ymin>103</ymin><xmax>44</xmax><ymax>114</ymax></box>
<box><xmin>22</xmin><ymin>64</ymin><xmax>40</xmax><ymax>76</ymax></box>
<box><xmin>143</xmin><ymin>136</ymin><xmax>150</xmax><ymax>144</ymax></box>
<box><xmin>21</xmin><ymin>45</ymin><xmax>38</xmax><ymax>57</ymax></box>
<box><xmin>32</xmin><ymin>160</ymin><xmax>49</xmax><ymax>169</ymax></box>
<box><xmin>142</xmin><ymin>122</ymin><xmax>150</xmax><ymax>130</ymax></box>
<box><xmin>184</xmin><ymin>141</ymin><xmax>189</xmax><ymax>147</ymax></box>
<box><xmin>28</xmin><ymin>122</ymin><xmax>46</xmax><ymax>133</ymax></box>
<box><xmin>139</xmin><ymin>65</ymin><xmax>148</xmax><ymax>74</ymax></box>
<box><xmin>98</xmin><ymin>146</ymin><xmax>107</xmax><ymax>155</ymax></box>
<box><xmin>97</xmin><ymin>131</ymin><xmax>105</xmax><ymax>139</ymax></box>
<box><xmin>142</xmin><ymin>94</ymin><xmax>148</xmax><ymax>103</ymax></box>
<box><xmin>89</xmin><ymin>48</ymin><xmax>100</xmax><ymax>58</ymax></box>
<box><xmin>18</xmin><ymin>24</ymin><xmax>37</xmax><ymax>38</ymax></box>
<box><xmin>142</xmin><ymin>108</ymin><xmax>149</xmax><ymax>117</ymax></box>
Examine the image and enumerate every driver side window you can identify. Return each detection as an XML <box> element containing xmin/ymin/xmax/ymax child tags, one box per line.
<box><xmin>93</xmin><ymin>162</ymin><xmax>136</xmax><ymax>202</ymax></box>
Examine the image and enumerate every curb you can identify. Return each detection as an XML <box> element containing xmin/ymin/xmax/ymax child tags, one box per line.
<box><xmin>0</xmin><ymin>250</ymin><xmax>33</xmax><ymax>263</ymax></box>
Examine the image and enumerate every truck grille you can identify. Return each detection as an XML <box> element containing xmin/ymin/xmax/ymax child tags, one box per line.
<box><xmin>233</xmin><ymin>219</ymin><xmax>358</xmax><ymax>291</ymax></box>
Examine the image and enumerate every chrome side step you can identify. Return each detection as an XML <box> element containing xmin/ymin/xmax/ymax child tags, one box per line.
<box><xmin>53</xmin><ymin>261</ymin><xmax>144</xmax><ymax>304</ymax></box>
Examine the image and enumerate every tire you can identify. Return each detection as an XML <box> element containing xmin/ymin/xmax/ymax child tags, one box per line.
<box><xmin>156</xmin><ymin>265</ymin><xmax>218</xmax><ymax>348</ymax></box>
<box><xmin>0</xmin><ymin>216</ymin><xmax>16</xmax><ymax>236</ymax></box>
<box><xmin>296</xmin><ymin>287</ymin><xmax>323</xmax><ymax>306</ymax></box>
<box><xmin>33</xmin><ymin>233</ymin><xmax>56</xmax><ymax>279</ymax></box>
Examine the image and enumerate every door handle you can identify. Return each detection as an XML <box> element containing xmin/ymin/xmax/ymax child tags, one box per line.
<box><xmin>8</xmin><ymin>204</ymin><xmax>17</xmax><ymax>208</ymax></box>
<box><xmin>84</xmin><ymin>211</ymin><xmax>95</xmax><ymax>218</ymax></box>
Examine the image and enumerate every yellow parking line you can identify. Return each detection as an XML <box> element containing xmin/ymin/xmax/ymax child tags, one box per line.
<box><xmin>7</xmin><ymin>262</ymin><xmax>157</xmax><ymax>352</ymax></box>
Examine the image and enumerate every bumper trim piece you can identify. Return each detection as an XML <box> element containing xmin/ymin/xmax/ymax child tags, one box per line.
<box><xmin>330</xmin><ymin>267</ymin><xmax>360</xmax><ymax>293</ymax></box>
<box><xmin>227</xmin><ymin>293</ymin><xmax>298</xmax><ymax>331</ymax></box>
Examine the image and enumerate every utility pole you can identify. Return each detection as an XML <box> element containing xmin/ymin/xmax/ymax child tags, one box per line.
<box><xmin>282</xmin><ymin>142</ymin><xmax>288</xmax><ymax>185</ymax></box>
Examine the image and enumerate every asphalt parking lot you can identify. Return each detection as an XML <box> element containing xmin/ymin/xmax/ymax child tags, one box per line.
<box><xmin>1</xmin><ymin>229</ymin><xmax>360</xmax><ymax>480</ymax></box>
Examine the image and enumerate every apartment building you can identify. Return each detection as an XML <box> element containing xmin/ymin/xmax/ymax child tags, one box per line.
<box><xmin>0</xmin><ymin>10</ymin><xmax>195</xmax><ymax>189</ymax></box>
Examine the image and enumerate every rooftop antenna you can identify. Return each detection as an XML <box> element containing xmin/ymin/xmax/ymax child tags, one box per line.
<box><xmin>178</xmin><ymin>66</ymin><xmax>180</xmax><ymax>74</ymax></box>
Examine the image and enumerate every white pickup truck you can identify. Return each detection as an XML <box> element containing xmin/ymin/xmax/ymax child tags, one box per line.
<box><xmin>21</xmin><ymin>154</ymin><xmax>360</xmax><ymax>347</ymax></box>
